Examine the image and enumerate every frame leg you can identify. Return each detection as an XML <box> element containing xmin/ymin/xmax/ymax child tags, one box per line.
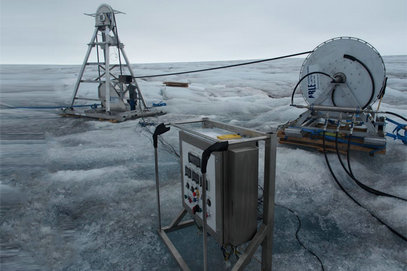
<box><xmin>261</xmin><ymin>135</ymin><xmax>277</xmax><ymax>270</ymax></box>
<box><xmin>158</xmin><ymin>229</ymin><xmax>191</xmax><ymax>271</ymax></box>
<box><xmin>154</xmin><ymin>147</ymin><xmax>162</xmax><ymax>230</ymax></box>
<box><xmin>162</xmin><ymin>208</ymin><xmax>194</xmax><ymax>233</ymax></box>
<box><xmin>232</xmin><ymin>224</ymin><xmax>268</xmax><ymax>271</ymax></box>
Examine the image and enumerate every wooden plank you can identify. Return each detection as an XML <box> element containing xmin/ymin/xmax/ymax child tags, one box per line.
<box><xmin>163</xmin><ymin>81</ymin><xmax>189</xmax><ymax>88</ymax></box>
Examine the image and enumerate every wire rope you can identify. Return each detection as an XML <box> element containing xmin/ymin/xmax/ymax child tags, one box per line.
<box><xmin>133</xmin><ymin>51</ymin><xmax>313</xmax><ymax>79</ymax></box>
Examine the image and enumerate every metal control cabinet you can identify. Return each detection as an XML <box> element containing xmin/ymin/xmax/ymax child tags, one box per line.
<box><xmin>154</xmin><ymin>119</ymin><xmax>277</xmax><ymax>271</ymax></box>
<box><xmin>180</xmin><ymin>130</ymin><xmax>258</xmax><ymax>246</ymax></box>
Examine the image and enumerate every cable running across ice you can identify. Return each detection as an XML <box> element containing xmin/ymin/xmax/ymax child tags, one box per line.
<box><xmin>140</xmin><ymin>116</ymin><xmax>180</xmax><ymax>158</ymax></box>
<box><xmin>323</xmin><ymin>131</ymin><xmax>407</xmax><ymax>242</ymax></box>
<box><xmin>335</xmin><ymin>132</ymin><xmax>407</xmax><ymax>201</ymax></box>
<box><xmin>258</xmin><ymin>185</ymin><xmax>325</xmax><ymax>271</ymax></box>
<box><xmin>275</xmin><ymin>203</ymin><xmax>325</xmax><ymax>271</ymax></box>
<box><xmin>133</xmin><ymin>51</ymin><xmax>313</xmax><ymax>78</ymax></box>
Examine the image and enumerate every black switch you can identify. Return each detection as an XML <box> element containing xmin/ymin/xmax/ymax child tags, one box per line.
<box><xmin>207</xmin><ymin>199</ymin><xmax>211</xmax><ymax>207</ymax></box>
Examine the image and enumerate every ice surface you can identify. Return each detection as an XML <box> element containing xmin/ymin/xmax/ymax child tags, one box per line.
<box><xmin>0</xmin><ymin>56</ymin><xmax>406</xmax><ymax>270</ymax></box>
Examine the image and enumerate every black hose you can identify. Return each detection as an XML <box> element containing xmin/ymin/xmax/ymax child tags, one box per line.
<box><xmin>342</xmin><ymin>54</ymin><xmax>375</xmax><ymax>109</ymax></box>
<box><xmin>133</xmin><ymin>51</ymin><xmax>313</xmax><ymax>79</ymax></box>
<box><xmin>290</xmin><ymin>72</ymin><xmax>334</xmax><ymax>105</ymax></box>
<box><xmin>335</xmin><ymin>133</ymin><xmax>407</xmax><ymax>201</ymax></box>
<box><xmin>275</xmin><ymin>204</ymin><xmax>325</xmax><ymax>271</ymax></box>
<box><xmin>331</xmin><ymin>86</ymin><xmax>337</xmax><ymax>107</ymax></box>
<box><xmin>385</xmin><ymin>111</ymin><xmax>407</xmax><ymax>122</ymax></box>
<box><xmin>377</xmin><ymin>77</ymin><xmax>387</xmax><ymax>100</ymax></box>
<box><xmin>323</xmin><ymin>131</ymin><xmax>407</xmax><ymax>242</ymax></box>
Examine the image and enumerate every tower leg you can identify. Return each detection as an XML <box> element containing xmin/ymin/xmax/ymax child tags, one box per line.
<box><xmin>70</xmin><ymin>28</ymin><xmax>98</xmax><ymax>107</ymax></box>
<box><xmin>104</xmin><ymin>28</ymin><xmax>111</xmax><ymax>112</ymax></box>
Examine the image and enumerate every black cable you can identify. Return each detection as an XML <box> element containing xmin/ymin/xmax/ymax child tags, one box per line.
<box><xmin>346</xmin><ymin>134</ymin><xmax>407</xmax><ymax>201</ymax></box>
<box><xmin>257</xmin><ymin>184</ymin><xmax>324</xmax><ymax>270</ymax></box>
<box><xmin>133</xmin><ymin>51</ymin><xmax>313</xmax><ymax>79</ymax></box>
<box><xmin>290</xmin><ymin>71</ymin><xmax>334</xmax><ymax>105</ymax></box>
<box><xmin>331</xmin><ymin>86</ymin><xmax>337</xmax><ymax>107</ymax></box>
<box><xmin>323</xmin><ymin>131</ymin><xmax>407</xmax><ymax>242</ymax></box>
<box><xmin>334</xmin><ymin>133</ymin><xmax>407</xmax><ymax>201</ymax></box>
<box><xmin>161</xmin><ymin>137</ymin><xmax>180</xmax><ymax>158</ymax></box>
<box><xmin>343</xmin><ymin>54</ymin><xmax>375</xmax><ymax>109</ymax></box>
<box><xmin>141</xmin><ymin>116</ymin><xmax>180</xmax><ymax>158</ymax></box>
<box><xmin>377</xmin><ymin>77</ymin><xmax>387</xmax><ymax>100</ymax></box>
<box><xmin>96</xmin><ymin>34</ymin><xmax>102</xmax><ymax>83</ymax></box>
<box><xmin>384</xmin><ymin>111</ymin><xmax>407</xmax><ymax>122</ymax></box>
<box><xmin>257</xmin><ymin>185</ymin><xmax>265</xmax><ymax>220</ymax></box>
<box><xmin>275</xmin><ymin>203</ymin><xmax>325</xmax><ymax>271</ymax></box>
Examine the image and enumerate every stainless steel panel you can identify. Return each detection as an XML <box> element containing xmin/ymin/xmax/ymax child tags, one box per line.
<box><xmin>224</xmin><ymin>145</ymin><xmax>258</xmax><ymax>246</ymax></box>
<box><xmin>180</xmin><ymin>130</ymin><xmax>259</xmax><ymax>246</ymax></box>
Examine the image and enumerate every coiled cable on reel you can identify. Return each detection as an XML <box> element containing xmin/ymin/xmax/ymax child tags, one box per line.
<box><xmin>290</xmin><ymin>72</ymin><xmax>334</xmax><ymax>105</ymax></box>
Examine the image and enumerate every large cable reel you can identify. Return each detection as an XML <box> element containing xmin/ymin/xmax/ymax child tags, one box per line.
<box><xmin>299</xmin><ymin>37</ymin><xmax>386</xmax><ymax>109</ymax></box>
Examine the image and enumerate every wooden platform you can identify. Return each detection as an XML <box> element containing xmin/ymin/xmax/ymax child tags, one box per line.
<box><xmin>61</xmin><ymin>108</ymin><xmax>165</xmax><ymax>123</ymax></box>
<box><xmin>277</xmin><ymin>129</ymin><xmax>386</xmax><ymax>155</ymax></box>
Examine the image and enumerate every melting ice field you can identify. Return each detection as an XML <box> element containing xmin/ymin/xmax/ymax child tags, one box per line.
<box><xmin>0</xmin><ymin>57</ymin><xmax>406</xmax><ymax>270</ymax></box>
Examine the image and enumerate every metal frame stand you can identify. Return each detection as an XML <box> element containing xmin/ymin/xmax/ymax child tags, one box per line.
<box><xmin>153</xmin><ymin>119</ymin><xmax>277</xmax><ymax>271</ymax></box>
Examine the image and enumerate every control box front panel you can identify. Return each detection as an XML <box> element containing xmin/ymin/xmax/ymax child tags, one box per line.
<box><xmin>179</xmin><ymin>130</ymin><xmax>258</xmax><ymax>246</ymax></box>
<box><xmin>180</xmin><ymin>133</ymin><xmax>223</xmax><ymax>241</ymax></box>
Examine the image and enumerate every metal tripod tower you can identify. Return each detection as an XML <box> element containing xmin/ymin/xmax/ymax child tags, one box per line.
<box><xmin>65</xmin><ymin>4</ymin><xmax>162</xmax><ymax>122</ymax></box>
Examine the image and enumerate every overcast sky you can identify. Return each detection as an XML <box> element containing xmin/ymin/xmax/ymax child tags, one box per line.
<box><xmin>0</xmin><ymin>0</ymin><xmax>406</xmax><ymax>64</ymax></box>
